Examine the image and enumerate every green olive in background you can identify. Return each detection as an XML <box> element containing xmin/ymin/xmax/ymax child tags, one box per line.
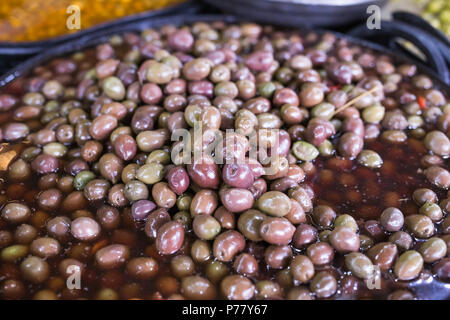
<box><xmin>422</xmin><ymin>0</ymin><xmax>450</xmax><ymax>36</ymax></box>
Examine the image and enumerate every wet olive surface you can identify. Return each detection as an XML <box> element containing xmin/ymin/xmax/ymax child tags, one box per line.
<box><xmin>309</xmin><ymin>140</ymin><xmax>449</xmax><ymax>299</ymax></box>
<box><xmin>0</xmin><ymin>21</ymin><xmax>449</xmax><ymax>300</ymax></box>
<box><xmin>312</xmin><ymin>139</ymin><xmax>446</xmax><ymax>220</ymax></box>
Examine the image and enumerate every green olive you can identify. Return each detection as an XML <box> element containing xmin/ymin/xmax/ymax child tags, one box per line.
<box><xmin>184</xmin><ymin>105</ymin><xmax>202</xmax><ymax>127</ymax></box>
<box><xmin>43</xmin><ymin>142</ymin><xmax>68</xmax><ymax>158</ymax></box>
<box><xmin>23</xmin><ymin>92</ymin><xmax>45</xmax><ymax>105</ymax></box>
<box><xmin>170</xmin><ymin>255</ymin><xmax>195</xmax><ymax>278</ymax></box>
<box><xmin>177</xmin><ymin>195</ymin><xmax>193</xmax><ymax>211</ymax></box>
<box><xmin>96</xmin><ymin>288</ymin><xmax>119</xmax><ymax>300</ymax></box>
<box><xmin>73</xmin><ymin>171</ymin><xmax>96</xmax><ymax>190</ymax></box>
<box><xmin>334</xmin><ymin>214</ymin><xmax>358</xmax><ymax>232</ymax></box>
<box><xmin>424</xmin><ymin>131</ymin><xmax>450</xmax><ymax>157</ymax></box>
<box><xmin>1</xmin><ymin>245</ymin><xmax>29</xmax><ymax>262</ymax></box>
<box><xmin>405</xmin><ymin>214</ymin><xmax>435</xmax><ymax>238</ymax></box>
<box><xmin>311</xmin><ymin>103</ymin><xmax>335</xmax><ymax>120</ymax></box>
<box><xmin>154</xmin><ymin>49</ymin><xmax>170</xmax><ymax>61</ymax></box>
<box><xmin>191</xmin><ymin>239</ymin><xmax>211</xmax><ymax>264</ymax></box>
<box><xmin>256</xmin><ymin>191</ymin><xmax>291</xmax><ymax>217</ymax></box>
<box><xmin>410</xmin><ymin>128</ymin><xmax>426</xmax><ymax>139</ymax></box>
<box><xmin>318</xmin><ymin>139</ymin><xmax>335</xmax><ymax>157</ymax></box>
<box><xmin>292</xmin><ymin>141</ymin><xmax>319</xmax><ymax>161</ymax></box>
<box><xmin>205</xmin><ymin>260</ymin><xmax>230</xmax><ymax>284</ymax></box>
<box><xmin>136</xmin><ymin>163</ymin><xmax>165</xmax><ymax>185</ymax></box>
<box><xmin>345</xmin><ymin>252</ymin><xmax>374</xmax><ymax>279</ymax></box>
<box><xmin>357</xmin><ymin>150</ymin><xmax>383</xmax><ymax>168</ymax></box>
<box><xmin>173</xmin><ymin>211</ymin><xmax>192</xmax><ymax>230</ymax></box>
<box><xmin>359</xmin><ymin>235</ymin><xmax>374</xmax><ymax>251</ymax></box>
<box><xmin>146</xmin><ymin>150</ymin><xmax>171</xmax><ymax>165</ymax></box>
<box><xmin>44</xmin><ymin>100</ymin><xmax>59</xmax><ymax>112</ymax></box>
<box><xmin>407</xmin><ymin>115</ymin><xmax>424</xmax><ymax>129</ymax></box>
<box><xmin>255</xmin><ymin>280</ymin><xmax>281</xmax><ymax>299</ymax></box>
<box><xmin>258</xmin><ymin>82</ymin><xmax>276</xmax><ymax>98</ymax></box>
<box><xmin>21</xmin><ymin>147</ymin><xmax>42</xmax><ymax>162</ymax></box>
<box><xmin>146</xmin><ymin>62</ymin><xmax>174</xmax><ymax>84</ymax></box>
<box><xmin>319</xmin><ymin>230</ymin><xmax>332</xmax><ymax>242</ymax></box>
<box><xmin>362</xmin><ymin>104</ymin><xmax>385</xmax><ymax>123</ymax></box>
<box><xmin>394</xmin><ymin>250</ymin><xmax>423</xmax><ymax>281</ymax></box>
<box><xmin>193</xmin><ymin>215</ymin><xmax>221</xmax><ymax>240</ymax></box>
<box><xmin>419</xmin><ymin>202</ymin><xmax>443</xmax><ymax>222</ymax></box>
<box><xmin>382</xmin><ymin>130</ymin><xmax>407</xmax><ymax>143</ymax></box>
<box><xmin>102</xmin><ymin>76</ymin><xmax>125</xmax><ymax>100</ymax></box>
<box><xmin>124</xmin><ymin>180</ymin><xmax>149</xmax><ymax>201</ymax></box>
<box><xmin>214</xmin><ymin>81</ymin><xmax>238</xmax><ymax>98</ymax></box>
<box><xmin>237</xmin><ymin>209</ymin><xmax>267</xmax><ymax>241</ymax></box>
<box><xmin>418</xmin><ymin>237</ymin><xmax>447</xmax><ymax>263</ymax></box>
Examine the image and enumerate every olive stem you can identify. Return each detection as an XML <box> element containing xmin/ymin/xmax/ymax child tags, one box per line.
<box><xmin>332</xmin><ymin>86</ymin><xmax>379</xmax><ymax>117</ymax></box>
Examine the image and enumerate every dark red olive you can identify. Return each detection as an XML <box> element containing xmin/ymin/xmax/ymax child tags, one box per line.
<box><xmin>222</xmin><ymin>163</ymin><xmax>254</xmax><ymax>189</ymax></box>
<box><xmin>155</xmin><ymin>221</ymin><xmax>185</xmax><ymax>255</ymax></box>
<box><xmin>187</xmin><ymin>155</ymin><xmax>220</xmax><ymax>189</ymax></box>
<box><xmin>167</xmin><ymin>166</ymin><xmax>190</xmax><ymax>195</ymax></box>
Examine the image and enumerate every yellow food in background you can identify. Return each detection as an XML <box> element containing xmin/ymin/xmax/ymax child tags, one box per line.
<box><xmin>0</xmin><ymin>0</ymin><xmax>184</xmax><ymax>42</ymax></box>
<box><xmin>416</xmin><ymin>0</ymin><xmax>450</xmax><ymax>36</ymax></box>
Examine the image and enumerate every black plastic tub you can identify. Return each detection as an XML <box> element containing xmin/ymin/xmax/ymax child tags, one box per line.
<box><xmin>202</xmin><ymin>0</ymin><xmax>388</xmax><ymax>28</ymax></box>
<box><xmin>0</xmin><ymin>13</ymin><xmax>448</xmax><ymax>91</ymax></box>
<box><xmin>0</xmin><ymin>0</ymin><xmax>200</xmax><ymax>56</ymax></box>
<box><xmin>0</xmin><ymin>13</ymin><xmax>449</xmax><ymax>300</ymax></box>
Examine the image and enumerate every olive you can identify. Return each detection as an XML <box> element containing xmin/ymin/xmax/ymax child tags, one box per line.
<box><xmin>136</xmin><ymin>163</ymin><xmax>165</xmax><ymax>185</ymax></box>
<box><xmin>220</xmin><ymin>275</ymin><xmax>255</xmax><ymax>300</ymax></box>
<box><xmin>419</xmin><ymin>202</ymin><xmax>443</xmax><ymax>222</ymax></box>
<box><xmin>357</xmin><ymin>150</ymin><xmax>383</xmax><ymax>169</ymax></box>
<box><xmin>20</xmin><ymin>256</ymin><xmax>50</xmax><ymax>284</ymax></box>
<box><xmin>193</xmin><ymin>215</ymin><xmax>221</xmax><ymax>240</ymax></box>
<box><xmin>380</xmin><ymin>207</ymin><xmax>404</xmax><ymax>232</ymax></box>
<box><xmin>362</xmin><ymin>104</ymin><xmax>385</xmax><ymax>123</ymax></box>
<box><xmin>405</xmin><ymin>215</ymin><xmax>435</xmax><ymax>239</ymax></box>
<box><xmin>424</xmin><ymin>131</ymin><xmax>450</xmax><ymax>157</ymax></box>
<box><xmin>419</xmin><ymin>237</ymin><xmax>447</xmax><ymax>263</ymax></box>
<box><xmin>102</xmin><ymin>76</ymin><xmax>125</xmax><ymax>100</ymax></box>
<box><xmin>367</xmin><ymin>242</ymin><xmax>398</xmax><ymax>271</ymax></box>
<box><xmin>394</xmin><ymin>250</ymin><xmax>424</xmax><ymax>281</ymax></box>
<box><xmin>345</xmin><ymin>252</ymin><xmax>375</xmax><ymax>279</ymax></box>
<box><xmin>205</xmin><ymin>260</ymin><xmax>230</xmax><ymax>284</ymax></box>
<box><xmin>292</xmin><ymin>141</ymin><xmax>319</xmax><ymax>161</ymax></box>
<box><xmin>256</xmin><ymin>191</ymin><xmax>291</xmax><ymax>217</ymax></box>
<box><xmin>290</xmin><ymin>255</ymin><xmax>314</xmax><ymax>283</ymax></box>
<box><xmin>329</xmin><ymin>226</ymin><xmax>360</xmax><ymax>253</ymax></box>
<box><xmin>237</xmin><ymin>210</ymin><xmax>266</xmax><ymax>241</ymax></box>
<box><xmin>309</xmin><ymin>271</ymin><xmax>337</xmax><ymax>299</ymax></box>
<box><xmin>73</xmin><ymin>171</ymin><xmax>96</xmax><ymax>190</ymax></box>
<box><xmin>181</xmin><ymin>276</ymin><xmax>216</xmax><ymax>300</ymax></box>
<box><xmin>334</xmin><ymin>214</ymin><xmax>358</xmax><ymax>232</ymax></box>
